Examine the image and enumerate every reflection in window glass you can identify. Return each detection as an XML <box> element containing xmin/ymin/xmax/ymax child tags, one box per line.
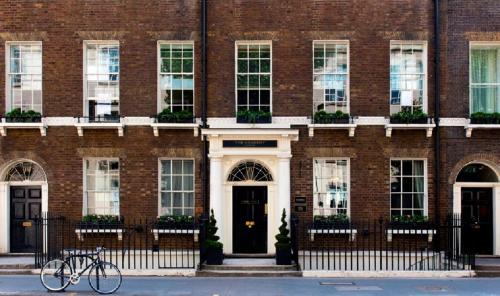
<box><xmin>160</xmin><ymin>159</ymin><xmax>195</xmax><ymax>216</ymax></box>
<box><xmin>313</xmin><ymin>159</ymin><xmax>349</xmax><ymax>216</ymax></box>
<box><xmin>8</xmin><ymin>43</ymin><xmax>42</xmax><ymax>113</ymax></box>
<box><xmin>470</xmin><ymin>46</ymin><xmax>500</xmax><ymax>113</ymax></box>
<box><xmin>390</xmin><ymin>159</ymin><xmax>425</xmax><ymax>218</ymax></box>
<box><xmin>390</xmin><ymin>42</ymin><xmax>426</xmax><ymax>114</ymax></box>
<box><xmin>85</xmin><ymin>159</ymin><xmax>120</xmax><ymax>215</ymax></box>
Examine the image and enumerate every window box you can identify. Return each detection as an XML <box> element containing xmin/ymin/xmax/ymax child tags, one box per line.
<box><xmin>307</xmin><ymin>228</ymin><xmax>358</xmax><ymax>242</ymax></box>
<box><xmin>75</xmin><ymin>216</ymin><xmax>124</xmax><ymax>241</ymax></box>
<box><xmin>386</xmin><ymin>228</ymin><xmax>436</xmax><ymax>243</ymax></box>
<box><xmin>387</xmin><ymin>216</ymin><xmax>435</xmax><ymax>242</ymax></box>
<box><xmin>310</xmin><ymin>215</ymin><xmax>356</xmax><ymax>241</ymax></box>
<box><xmin>385</xmin><ymin>119</ymin><xmax>435</xmax><ymax>137</ymax></box>
<box><xmin>236</xmin><ymin>110</ymin><xmax>272</xmax><ymax>124</ymax></box>
<box><xmin>5</xmin><ymin>116</ymin><xmax>42</xmax><ymax>123</ymax></box>
<box><xmin>308</xmin><ymin>112</ymin><xmax>356</xmax><ymax>137</ymax></box>
<box><xmin>151</xmin><ymin>229</ymin><xmax>199</xmax><ymax>242</ymax></box>
<box><xmin>465</xmin><ymin>113</ymin><xmax>500</xmax><ymax>137</ymax></box>
<box><xmin>150</xmin><ymin>111</ymin><xmax>199</xmax><ymax>136</ymax></box>
<box><xmin>74</xmin><ymin>116</ymin><xmax>124</xmax><ymax>137</ymax></box>
<box><xmin>0</xmin><ymin>118</ymin><xmax>46</xmax><ymax>136</ymax></box>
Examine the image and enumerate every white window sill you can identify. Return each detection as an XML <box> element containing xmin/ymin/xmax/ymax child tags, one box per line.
<box><xmin>307</xmin><ymin>123</ymin><xmax>357</xmax><ymax>137</ymax></box>
<box><xmin>74</xmin><ymin>120</ymin><xmax>124</xmax><ymax>137</ymax></box>
<box><xmin>75</xmin><ymin>228</ymin><xmax>123</xmax><ymax>241</ymax></box>
<box><xmin>307</xmin><ymin>229</ymin><xmax>358</xmax><ymax>242</ymax></box>
<box><xmin>385</xmin><ymin>121</ymin><xmax>436</xmax><ymax>138</ymax></box>
<box><xmin>150</xmin><ymin>122</ymin><xmax>200</xmax><ymax>137</ymax></box>
<box><xmin>465</xmin><ymin>121</ymin><xmax>500</xmax><ymax>137</ymax></box>
<box><xmin>386</xmin><ymin>229</ymin><xmax>436</xmax><ymax>242</ymax></box>
<box><xmin>0</xmin><ymin>120</ymin><xmax>47</xmax><ymax>136</ymax></box>
<box><xmin>151</xmin><ymin>229</ymin><xmax>200</xmax><ymax>241</ymax></box>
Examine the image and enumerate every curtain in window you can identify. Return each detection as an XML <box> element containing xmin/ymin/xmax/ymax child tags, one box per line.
<box><xmin>471</xmin><ymin>49</ymin><xmax>499</xmax><ymax>113</ymax></box>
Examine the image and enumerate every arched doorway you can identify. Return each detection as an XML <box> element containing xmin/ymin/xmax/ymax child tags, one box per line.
<box><xmin>228</xmin><ymin>161</ymin><xmax>273</xmax><ymax>254</ymax></box>
<box><xmin>0</xmin><ymin>160</ymin><xmax>48</xmax><ymax>253</ymax></box>
<box><xmin>454</xmin><ymin>163</ymin><xmax>500</xmax><ymax>255</ymax></box>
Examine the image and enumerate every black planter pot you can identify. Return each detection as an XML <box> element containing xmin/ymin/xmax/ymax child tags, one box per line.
<box><xmin>313</xmin><ymin>222</ymin><xmax>351</xmax><ymax>230</ymax></box>
<box><xmin>389</xmin><ymin>117</ymin><xmax>428</xmax><ymax>124</ymax></box>
<box><xmin>315</xmin><ymin>117</ymin><xmax>350</xmax><ymax>124</ymax></box>
<box><xmin>5</xmin><ymin>116</ymin><xmax>42</xmax><ymax>123</ymax></box>
<box><xmin>206</xmin><ymin>249</ymin><xmax>223</xmax><ymax>265</ymax></box>
<box><xmin>157</xmin><ymin>117</ymin><xmax>194</xmax><ymax>124</ymax></box>
<box><xmin>275</xmin><ymin>248</ymin><xmax>292</xmax><ymax>265</ymax></box>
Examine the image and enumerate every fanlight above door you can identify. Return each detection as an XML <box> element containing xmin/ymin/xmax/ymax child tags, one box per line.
<box><xmin>228</xmin><ymin>162</ymin><xmax>273</xmax><ymax>182</ymax></box>
<box><xmin>5</xmin><ymin>161</ymin><xmax>47</xmax><ymax>182</ymax></box>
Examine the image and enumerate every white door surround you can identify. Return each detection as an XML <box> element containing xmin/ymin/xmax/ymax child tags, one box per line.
<box><xmin>203</xmin><ymin>128</ymin><xmax>298</xmax><ymax>254</ymax></box>
<box><xmin>0</xmin><ymin>160</ymin><xmax>48</xmax><ymax>253</ymax></box>
<box><xmin>452</xmin><ymin>162</ymin><xmax>500</xmax><ymax>255</ymax></box>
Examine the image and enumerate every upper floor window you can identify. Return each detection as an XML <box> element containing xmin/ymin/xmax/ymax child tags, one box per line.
<box><xmin>84</xmin><ymin>159</ymin><xmax>120</xmax><ymax>215</ymax></box>
<box><xmin>84</xmin><ymin>42</ymin><xmax>120</xmax><ymax>121</ymax></box>
<box><xmin>390</xmin><ymin>41</ymin><xmax>427</xmax><ymax>114</ymax></box>
<box><xmin>159</xmin><ymin>159</ymin><xmax>194</xmax><ymax>216</ymax></box>
<box><xmin>313</xmin><ymin>159</ymin><xmax>349</xmax><ymax>216</ymax></box>
<box><xmin>470</xmin><ymin>43</ymin><xmax>500</xmax><ymax>114</ymax></box>
<box><xmin>158</xmin><ymin>42</ymin><xmax>194</xmax><ymax>113</ymax></box>
<box><xmin>236</xmin><ymin>42</ymin><xmax>271</xmax><ymax>112</ymax></box>
<box><xmin>6</xmin><ymin>42</ymin><xmax>42</xmax><ymax>113</ymax></box>
<box><xmin>313</xmin><ymin>41</ymin><xmax>349</xmax><ymax>114</ymax></box>
<box><xmin>390</xmin><ymin>159</ymin><xmax>426</xmax><ymax>218</ymax></box>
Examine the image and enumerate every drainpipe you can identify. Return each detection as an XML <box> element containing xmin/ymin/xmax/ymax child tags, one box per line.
<box><xmin>201</xmin><ymin>0</ymin><xmax>209</xmax><ymax>217</ymax></box>
<box><xmin>433</xmin><ymin>0</ymin><xmax>441</xmax><ymax>225</ymax></box>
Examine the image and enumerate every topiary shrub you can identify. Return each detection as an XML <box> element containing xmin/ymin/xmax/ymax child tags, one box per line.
<box><xmin>205</xmin><ymin>209</ymin><xmax>223</xmax><ymax>265</ymax></box>
<box><xmin>275</xmin><ymin>209</ymin><xmax>292</xmax><ymax>265</ymax></box>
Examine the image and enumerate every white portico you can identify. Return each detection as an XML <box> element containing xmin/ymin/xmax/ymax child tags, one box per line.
<box><xmin>202</xmin><ymin>127</ymin><xmax>298</xmax><ymax>254</ymax></box>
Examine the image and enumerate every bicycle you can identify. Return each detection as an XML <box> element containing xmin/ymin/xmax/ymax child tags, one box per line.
<box><xmin>40</xmin><ymin>246</ymin><xmax>122</xmax><ymax>294</ymax></box>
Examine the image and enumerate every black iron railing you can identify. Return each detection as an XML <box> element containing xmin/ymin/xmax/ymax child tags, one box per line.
<box><xmin>75</xmin><ymin>116</ymin><xmax>122</xmax><ymax>123</ymax></box>
<box><xmin>297</xmin><ymin>214</ymin><xmax>474</xmax><ymax>271</ymax></box>
<box><xmin>34</xmin><ymin>213</ymin><xmax>201</xmax><ymax>270</ymax></box>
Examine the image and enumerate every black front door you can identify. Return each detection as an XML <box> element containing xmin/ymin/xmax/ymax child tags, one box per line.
<box><xmin>233</xmin><ymin>186</ymin><xmax>268</xmax><ymax>253</ymax></box>
<box><xmin>461</xmin><ymin>187</ymin><xmax>493</xmax><ymax>255</ymax></box>
<box><xmin>10</xmin><ymin>186</ymin><xmax>42</xmax><ymax>253</ymax></box>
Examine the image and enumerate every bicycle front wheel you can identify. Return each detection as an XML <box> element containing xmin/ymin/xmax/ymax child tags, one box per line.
<box><xmin>40</xmin><ymin>259</ymin><xmax>72</xmax><ymax>292</ymax></box>
<box><xmin>88</xmin><ymin>262</ymin><xmax>122</xmax><ymax>294</ymax></box>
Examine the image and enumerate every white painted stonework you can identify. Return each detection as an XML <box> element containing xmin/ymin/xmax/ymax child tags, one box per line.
<box><xmin>203</xmin><ymin>128</ymin><xmax>298</xmax><ymax>254</ymax></box>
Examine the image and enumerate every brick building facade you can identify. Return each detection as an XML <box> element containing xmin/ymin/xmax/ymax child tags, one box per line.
<box><xmin>0</xmin><ymin>0</ymin><xmax>498</xmax><ymax>256</ymax></box>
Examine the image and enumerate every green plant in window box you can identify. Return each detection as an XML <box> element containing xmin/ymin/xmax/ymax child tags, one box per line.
<box><xmin>156</xmin><ymin>109</ymin><xmax>194</xmax><ymax>123</ymax></box>
<box><xmin>313</xmin><ymin>214</ymin><xmax>351</xmax><ymax>229</ymax></box>
<box><xmin>389</xmin><ymin>110</ymin><xmax>429</xmax><ymax>124</ymax></box>
<box><xmin>78</xmin><ymin>215</ymin><xmax>123</xmax><ymax>229</ymax></box>
<box><xmin>5</xmin><ymin>108</ymin><xmax>42</xmax><ymax>123</ymax></box>
<box><xmin>470</xmin><ymin>112</ymin><xmax>500</xmax><ymax>124</ymax></box>
<box><xmin>236</xmin><ymin>109</ymin><xmax>272</xmax><ymax>124</ymax></box>
<box><xmin>155</xmin><ymin>215</ymin><xmax>195</xmax><ymax>229</ymax></box>
<box><xmin>390</xmin><ymin>215</ymin><xmax>433</xmax><ymax>230</ymax></box>
<box><xmin>313</xmin><ymin>110</ymin><xmax>350</xmax><ymax>124</ymax></box>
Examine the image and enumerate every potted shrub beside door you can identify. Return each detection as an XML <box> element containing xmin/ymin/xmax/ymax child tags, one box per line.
<box><xmin>275</xmin><ymin>209</ymin><xmax>292</xmax><ymax>265</ymax></box>
<box><xmin>205</xmin><ymin>209</ymin><xmax>223</xmax><ymax>265</ymax></box>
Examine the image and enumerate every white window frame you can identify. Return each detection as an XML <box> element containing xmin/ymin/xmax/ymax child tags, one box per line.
<box><xmin>82</xmin><ymin>158</ymin><xmax>120</xmax><ymax>216</ymax></box>
<box><xmin>5</xmin><ymin>41</ymin><xmax>43</xmax><ymax>114</ymax></box>
<box><xmin>312</xmin><ymin>158</ymin><xmax>351</xmax><ymax>217</ymax></box>
<box><xmin>234</xmin><ymin>40</ymin><xmax>273</xmax><ymax>113</ymax></box>
<box><xmin>389</xmin><ymin>158</ymin><xmax>428</xmax><ymax>217</ymax></box>
<box><xmin>469</xmin><ymin>41</ymin><xmax>500</xmax><ymax>115</ymax></box>
<box><xmin>157</xmin><ymin>41</ymin><xmax>195</xmax><ymax>114</ymax></box>
<box><xmin>312</xmin><ymin>40</ymin><xmax>350</xmax><ymax>114</ymax></box>
<box><xmin>82</xmin><ymin>40</ymin><xmax>120</xmax><ymax>118</ymax></box>
<box><xmin>157</xmin><ymin>158</ymin><xmax>195</xmax><ymax>216</ymax></box>
<box><xmin>389</xmin><ymin>40</ymin><xmax>428</xmax><ymax>114</ymax></box>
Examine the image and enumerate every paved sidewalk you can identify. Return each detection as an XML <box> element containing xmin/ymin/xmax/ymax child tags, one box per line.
<box><xmin>1</xmin><ymin>275</ymin><xmax>500</xmax><ymax>295</ymax></box>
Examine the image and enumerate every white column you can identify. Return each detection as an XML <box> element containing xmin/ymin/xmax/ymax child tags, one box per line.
<box><xmin>209</xmin><ymin>155</ymin><xmax>224</xmax><ymax>244</ymax></box>
<box><xmin>0</xmin><ymin>183</ymin><xmax>9</xmax><ymax>253</ymax></box>
<box><xmin>494</xmin><ymin>186</ymin><xmax>500</xmax><ymax>256</ymax></box>
<box><xmin>277</xmin><ymin>155</ymin><xmax>291</xmax><ymax>226</ymax></box>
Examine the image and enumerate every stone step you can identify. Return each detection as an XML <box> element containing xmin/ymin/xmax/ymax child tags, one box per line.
<box><xmin>0</xmin><ymin>269</ymin><xmax>34</xmax><ymax>275</ymax></box>
<box><xmin>196</xmin><ymin>270</ymin><xmax>302</xmax><ymax>277</ymax></box>
<box><xmin>475</xmin><ymin>265</ymin><xmax>500</xmax><ymax>271</ymax></box>
<box><xmin>224</xmin><ymin>253</ymin><xmax>275</xmax><ymax>259</ymax></box>
<box><xmin>0</xmin><ymin>264</ymin><xmax>35</xmax><ymax>269</ymax></box>
<box><xmin>475</xmin><ymin>270</ymin><xmax>500</xmax><ymax>278</ymax></box>
<box><xmin>202</xmin><ymin>264</ymin><xmax>298</xmax><ymax>271</ymax></box>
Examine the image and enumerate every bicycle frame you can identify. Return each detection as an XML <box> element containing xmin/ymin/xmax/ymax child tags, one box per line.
<box><xmin>65</xmin><ymin>252</ymin><xmax>104</xmax><ymax>279</ymax></box>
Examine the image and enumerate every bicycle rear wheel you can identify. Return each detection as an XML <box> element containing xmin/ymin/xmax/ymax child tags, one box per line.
<box><xmin>88</xmin><ymin>261</ymin><xmax>122</xmax><ymax>294</ymax></box>
<box><xmin>40</xmin><ymin>259</ymin><xmax>72</xmax><ymax>292</ymax></box>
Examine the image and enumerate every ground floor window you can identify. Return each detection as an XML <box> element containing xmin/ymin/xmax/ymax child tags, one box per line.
<box><xmin>159</xmin><ymin>159</ymin><xmax>194</xmax><ymax>216</ymax></box>
<box><xmin>84</xmin><ymin>159</ymin><xmax>120</xmax><ymax>215</ymax></box>
<box><xmin>313</xmin><ymin>158</ymin><xmax>349</xmax><ymax>216</ymax></box>
<box><xmin>390</xmin><ymin>159</ymin><xmax>426</xmax><ymax>218</ymax></box>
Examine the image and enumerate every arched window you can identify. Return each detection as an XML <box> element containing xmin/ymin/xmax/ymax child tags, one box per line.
<box><xmin>457</xmin><ymin>163</ymin><xmax>498</xmax><ymax>183</ymax></box>
<box><xmin>5</xmin><ymin>161</ymin><xmax>46</xmax><ymax>182</ymax></box>
<box><xmin>228</xmin><ymin>161</ymin><xmax>273</xmax><ymax>182</ymax></box>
